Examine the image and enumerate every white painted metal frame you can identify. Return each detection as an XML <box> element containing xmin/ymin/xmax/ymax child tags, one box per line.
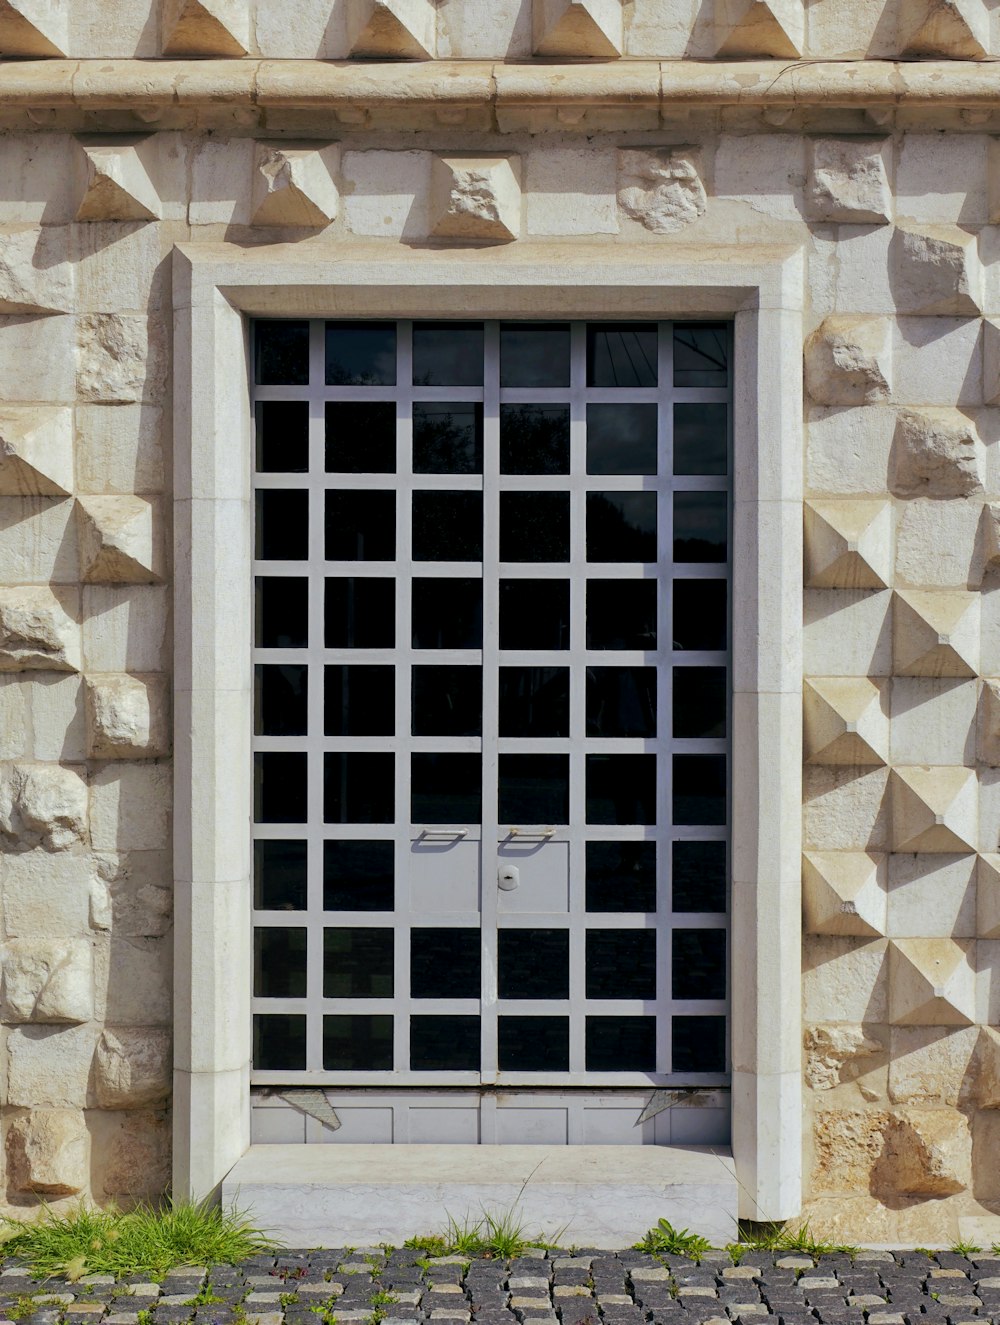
<box><xmin>173</xmin><ymin>241</ymin><xmax>804</xmax><ymax>1218</ymax></box>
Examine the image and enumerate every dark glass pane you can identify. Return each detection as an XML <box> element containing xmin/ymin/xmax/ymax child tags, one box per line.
<box><xmin>411</xmin><ymin>929</ymin><xmax>481</xmax><ymax>999</ymax></box>
<box><xmin>674</xmin><ymin>403</ymin><xmax>728</xmax><ymax>477</ymax></box>
<box><xmin>324</xmin><ymin>927</ymin><xmax>394</xmax><ymax>998</ymax></box>
<box><xmin>585</xmin><ymin>1016</ymin><xmax>656</xmax><ymax>1071</ymax></box>
<box><xmin>325</xmin><ymin>322</ymin><xmax>396</xmax><ymax>386</ymax></box>
<box><xmin>498</xmin><ymin>667</ymin><xmax>569</xmax><ymax>738</ymax></box>
<box><xmin>412</xmin><ymin>578</ymin><xmax>483</xmax><ymax>649</ymax></box>
<box><xmin>255</xmin><ymin>664</ymin><xmax>307</xmax><ymax>736</ymax></box>
<box><xmin>500</xmin><ymin>323</ymin><xmax>571</xmax><ymax>387</ymax></box>
<box><xmin>499</xmin><ymin>580</ymin><xmax>570</xmax><ymax>650</ymax></box>
<box><xmin>412</xmin><ymin>492</ymin><xmax>482</xmax><ymax>561</ymax></box>
<box><xmin>673</xmin><ymin>323</ymin><xmax>729</xmax><ymax>388</ymax></box>
<box><xmin>254</xmin><ymin>927</ymin><xmax>307</xmax><ymax>997</ymax></box>
<box><xmin>326</xmin><ymin>491</ymin><xmax>395</xmax><ymax>561</ymax></box>
<box><xmin>498</xmin><ymin>1017</ymin><xmax>570</xmax><ymax>1071</ymax></box>
<box><xmin>411</xmin><ymin>753</ymin><xmax>482</xmax><ymax>823</ymax></box>
<box><xmin>256</xmin><ymin>490</ymin><xmax>308</xmax><ymax>561</ymax></box>
<box><xmin>586</xmin><ymin>580</ymin><xmax>656</xmax><ymax>651</ymax></box>
<box><xmin>673</xmin><ymin>754</ymin><xmax>727</xmax><ymax>826</ymax></box>
<box><xmin>254</xmin><ymin>1014</ymin><xmax>306</xmax><ymax>1070</ymax></box>
<box><xmin>500</xmin><ymin>405</ymin><xmax>570</xmax><ymax>475</ymax></box>
<box><xmin>498</xmin><ymin>755</ymin><xmax>569</xmax><ymax>825</ymax></box>
<box><xmin>413</xmin><ymin>322</ymin><xmax>484</xmax><ymax>387</ymax></box>
<box><xmin>498</xmin><ymin>929</ymin><xmax>569</xmax><ymax>999</ymax></box>
<box><xmin>673</xmin><ymin>579</ymin><xmax>727</xmax><ymax>651</ymax></box>
<box><xmin>587</xmin><ymin>403</ymin><xmax>658</xmax><ymax>476</ymax></box>
<box><xmin>500</xmin><ymin>492</ymin><xmax>570</xmax><ymax>562</ymax></box>
<box><xmin>255</xmin><ymin>840</ymin><xmax>308</xmax><ymax>911</ymax></box>
<box><xmin>323</xmin><ymin>1014</ymin><xmax>393</xmax><ymax>1071</ymax></box>
<box><xmin>672</xmin><ymin>841</ymin><xmax>727</xmax><ymax>913</ymax></box>
<box><xmin>586</xmin><ymin>930</ymin><xmax>656</xmax><ymax>1000</ymax></box>
<box><xmin>256</xmin><ymin>576</ymin><xmax>308</xmax><ymax>648</ymax></box>
<box><xmin>587</xmin><ymin>493</ymin><xmax>656</xmax><ymax>563</ymax></box>
<box><xmin>674</xmin><ymin>492</ymin><xmax>727</xmax><ymax>563</ymax></box>
<box><xmin>414</xmin><ymin>403</ymin><xmax>483</xmax><ymax>475</ymax></box>
<box><xmin>256</xmin><ymin>401</ymin><xmax>309</xmax><ymax>473</ymax></box>
<box><xmin>673</xmin><ymin>667</ymin><xmax>727</xmax><ymax>738</ymax></box>
<box><xmin>324</xmin><ymin>752</ymin><xmax>394</xmax><ymax>824</ymax></box>
<box><xmin>586</xmin><ymin>842</ymin><xmax>657</xmax><ymax>912</ymax></box>
<box><xmin>587</xmin><ymin>324</ymin><xmax>658</xmax><ymax>388</ymax></box>
<box><xmin>254</xmin><ymin>752</ymin><xmax>307</xmax><ymax>823</ymax></box>
<box><xmin>673</xmin><ymin>1015</ymin><xmax>726</xmax><ymax>1072</ymax></box>
<box><xmin>586</xmin><ymin>667</ymin><xmax>656</xmax><ymax>738</ymax></box>
<box><xmin>673</xmin><ymin>930</ymin><xmax>726</xmax><ymax>1000</ymax></box>
<box><xmin>325</xmin><ymin>578</ymin><xmax>395</xmax><ymax>649</ymax></box>
<box><xmin>325</xmin><ymin>665</ymin><xmax>395</xmax><ymax>737</ymax></box>
<box><xmin>324</xmin><ymin>840</ymin><xmax>395</xmax><ymax>911</ymax></box>
<box><xmin>586</xmin><ymin>754</ymin><xmax>656</xmax><ymax>825</ymax></box>
<box><xmin>410</xmin><ymin>1015</ymin><xmax>480</xmax><ymax>1070</ymax></box>
<box><xmin>412</xmin><ymin>666</ymin><xmax>482</xmax><ymax>736</ymax></box>
<box><xmin>325</xmin><ymin>402</ymin><xmax>396</xmax><ymax>473</ymax></box>
<box><xmin>256</xmin><ymin>320</ymin><xmax>309</xmax><ymax>385</ymax></box>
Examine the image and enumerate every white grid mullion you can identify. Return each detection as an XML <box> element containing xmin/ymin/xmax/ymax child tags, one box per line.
<box><xmin>657</xmin><ymin>320</ymin><xmax>674</xmax><ymax>1075</ymax></box>
<box><xmin>394</xmin><ymin>319</ymin><xmax>414</xmax><ymax>1074</ymax></box>
<box><xmin>480</xmin><ymin>320</ymin><xmax>501</xmax><ymax>1085</ymax></box>
<box><xmin>567</xmin><ymin>320</ymin><xmax>588</xmax><ymax>1076</ymax></box>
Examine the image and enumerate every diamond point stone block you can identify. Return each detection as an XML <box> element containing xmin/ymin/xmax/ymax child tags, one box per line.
<box><xmin>976</xmin><ymin>854</ymin><xmax>1000</xmax><ymax>939</ymax></box>
<box><xmin>75</xmin><ymin>138</ymin><xmax>161</xmax><ymax>224</ymax></box>
<box><xmin>804</xmin><ymin>677</ymin><xmax>889</xmax><ymax>767</ymax></box>
<box><xmin>888</xmin><ymin>938</ymin><xmax>977</xmax><ymax>1026</ymax></box>
<box><xmin>85</xmin><ymin>674</ymin><xmax>171</xmax><ymax>760</ymax></box>
<box><xmin>161</xmin><ymin>0</ymin><xmax>249</xmax><ymax>56</ymax></box>
<box><xmin>346</xmin><ymin>0</ymin><xmax>435</xmax><ymax>59</ymax></box>
<box><xmin>251</xmin><ymin>142</ymin><xmax>340</xmax><ymax>229</ymax></box>
<box><xmin>892</xmin><ymin>589</ymin><xmax>979</xmax><ymax>678</ymax></box>
<box><xmin>890</xmin><ymin>765</ymin><xmax>978</xmax><ymax>854</ymax></box>
<box><xmin>0</xmin><ymin>587</ymin><xmax>79</xmax><ymax>673</ymax></box>
<box><xmin>899</xmin><ymin>0</ymin><xmax>988</xmax><ymax>59</ymax></box>
<box><xmin>804</xmin><ymin>498</ymin><xmax>892</xmax><ymax>590</ymax></box>
<box><xmin>713</xmin><ymin>0</ymin><xmax>802</xmax><ymax>57</ymax></box>
<box><xmin>532</xmin><ymin>0</ymin><xmax>624</xmax><ymax>57</ymax></box>
<box><xmin>76</xmin><ymin>496</ymin><xmax>163</xmax><ymax>585</ymax></box>
<box><xmin>890</xmin><ymin>224</ymin><xmax>983</xmax><ymax>316</ymax></box>
<box><xmin>430</xmin><ymin>155</ymin><xmax>522</xmax><ymax>242</ymax></box>
<box><xmin>802</xmin><ymin>851</ymin><xmax>887</xmax><ymax>937</ymax></box>
<box><xmin>891</xmin><ymin>409</ymin><xmax>983</xmax><ymax>499</ymax></box>
<box><xmin>0</xmin><ymin>407</ymin><xmax>72</xmax><ymax>497</ymax></box>
<box><xmin>0</xmin><ymin>0</ymin><xmax>66</xmax><ymax>56</ymax></box>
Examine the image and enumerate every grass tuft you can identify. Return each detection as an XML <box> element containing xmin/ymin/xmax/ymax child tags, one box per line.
<box><xmin>951</xmin><ymin>1241</ymin><xmax>982</xmax><ymax>1257</ymax></box>
<box><xmin>634</xmin><ymin>1219</ymin><xmax>712</xmax><ymax>1260</ymax></box>
<box><xmin>405</xmin><ymin>1205</ymin><xmax>559</xmax><ymax>1260</ymax></box>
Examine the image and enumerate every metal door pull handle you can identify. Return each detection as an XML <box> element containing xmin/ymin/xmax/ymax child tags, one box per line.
<box><xmin>418</xmin><ymin>827</ymin><xmax>469</xmax><ymax>839</ymax></box>
<box><xmin>505</xmin><ymin>827</ymin><xmax>555</xmax><ymax>839</ymax></box>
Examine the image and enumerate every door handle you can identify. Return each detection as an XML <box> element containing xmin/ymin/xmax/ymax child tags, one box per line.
<box><xmin>504</xmin><ymin>827</ymin><xmax>555</xmax><ymax>840</ymax></box>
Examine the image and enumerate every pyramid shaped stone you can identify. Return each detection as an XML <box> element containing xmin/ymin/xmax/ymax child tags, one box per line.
<box><xmin>893</xmin><ymin>590</ymin><xmax>979</xmax><ymax>678</ymax></box>
<box><xmin>0</xmin><ymin>0</ymin><xmax>66</xmax><ymax>56</ymax></box>
<box><xmin>891</xmin><ymin>226</ymin><xmax>983</xmax><ymax>317</ymax></box>
<box><xmin>76</xmin><ymin>497</ymin><xmax>163</xmax><ymax>585</ymax></box>
<box><xmin>347</xmin><ymin>0</ymin><xmax>435</xmax><ymax>58</ymax></box>
<box><xmin>899</xmin><ymin>0</ymin><xmax>987</xmax><ymax>59</ymax></box>
<box><xmin>251</xmin><ymin>143</ymin><xmax>339</xmax><ymax>229</ymax></box>
<box><xmin>0</xmin><ymin>408</ymin><xmax>72</xmax><ymax>498</ymax></box>
<box><xmin>980</xmin><ymin>680</ymin><xmax>1000</xmax><ymax>767</ymax></box>
<box><xmin>161</xmin><ymin>0</ymin><xmax>248</xmax><ymax>55</ymax></box>
<box><xmin>802</xmin><ymin>851</ymin><xmax>887</xmax><ymax>937</ymax></box>
<box><xmin>533</xmin><ymin>0</ymin><xmax>623</xmax><ymax>57</ymax></box>
<box><xmin>804</xmin><ymin>498</ymin><xmax>891</xmax><ymax>590</ymax></box>
<box><xmin>430</xmin><ymin>155</ymin><xmax>522</xmax><ymax>242</ymax></box>
<box><xmin>977</xmin><ymin>854</ymin><xmax>1000</xmax><ymax>939</ymax></box>
<box><xmin>0</xmin><ymin>229</ymin><xmax>73</xmax><ymax>317</ymax></box>
<box><xmin>889</xmin><ymin>938</ymin><xmax>977</xmax><ymax>1026</ymax></box>
<box><xmin>714</xmin><ymin>0</ymin><xmax>802</xmax><ymax>57</ymax></box>
<box><xmin>891</xmin><ymin>765</ymin><xmax>978</xmax><ymax>855</ymax></box>
<box><xmin>76</xmin><ymin>139</ymin><xmax>160</xmax><ymax>224</ymax></box>
<box><xmin>804</xmin><ymin>677</ymin><xmax>888</xmax><ymax>767</ymax></box>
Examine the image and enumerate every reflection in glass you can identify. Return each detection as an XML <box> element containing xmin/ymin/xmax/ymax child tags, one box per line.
<box><xmin>673</xmin><ymin>403</ymin><xmax>728</xmax><ymax>476</ymax></box>
<box><xmin>673</xmin><ymin>667</ymin><xmax>726</xmax><ymax>738</ymax></box>
<box><xmin>673</xmin><ymin>323</ymin><xmax>728</xmax><ymax>388</ymax></box>
<box><xmin>254</xmin><ymin>752</ymin><xmax>307</xmax><ymax>823</ymax></box>
<box><xmin>255</xmin><ymin>664</ymin><xmax>307</xmax><ymax>736</ymax></box>
<box><xmin>585</xmin><ymin>842</ymin><xmax>656</xmax><ymax>913</ymax></box>
<box><xmin>499</xmin><ymin>580</ymin><xmax>569</xmax><ymax>650</ymax></box>
<box><xmin>256</xmin><ymin>320</ymin><xmax>309</xmax><ymax>385</ymax></box>
<box><xmin>672</xmin><ymin>841</ymin><xmax>726</xmax><ymax>913</ymax></box>
<box><xmin>256</xmin><ymin>401</ymin><xmax>309</xmax><ymax>473</ymax></box>
<box><xmin>255</xmin><ymin>840</ymin><xmax>308</xmax><ymax>911</ymax></box>
<box><xmin>254</xmin><ymin>927</ymin><xmax>307</xmax><ymax>997</ymax></box>
<box><xmin>498</xmin><ymin>929</ymin><xmax>569</xmax><ymax>999</ymax></box>
<box><xmin>326</xmin><ymin>402</ymin><xmax>396</xmax><ymax>473</ymax></box>
<box><xmin>324</xmin><ymin>752</ymin><xmax>394</xmax><ymax>824</ymax></box>
<box><xmin>256</xmin><ymin>577</ymin><xmax>308</xmax><ymax>648</ymax></box>
<box><xmin>412</xmin><ymin>578</ymin><xmax>483</xmax><ymax>649</ymax></box>
<box><xmin>325</xmin><ymin>322</ymin><xmax>396</xmax><ymax>385</ymax></box>
<box><xmin>672</xmin><ymin>929</ymin><xmax>726</xmax><ymax>1000</ymax></box>
<box><xmin>410</xmin><ymin>1015</ymin><xmax>480</xmax><ymax>1070</ymax></box>
<box><xmin>672</xmin><ymin>579</ymin><xmax>727</xmax><ymax>651</ymax></box>
<box><xmin>256</xmin><ymin>490</ymin><xmax>308</xmax><ymax>561</ymax></box>
<box><xmin>324</xmin><ymin>928</ymin><xmax>394</xmax><ymax>997</ymax></box>
<box><xmin>254</xmin><ymin>1014</ymin><xmax>306</xmax><ymax>1070</ymax></box>
<box><xmin>413</xmin><ymin>323</ymin><xmax>484</xmax><ymax>387</ymax></box>
<box><xmin>411</xmin><ymin>929</ymin><xmax>481</xmax><ymax>999</ymax></box>
<box><xmin>412</xmin><ymin>666</ymin><xmax>482</xmax><ymax>736</ymax></box>
<box><xmin>500</xmin><ymin>492</ymin><xmax>570</xmax><ymax>562</ymax></box>
<box><xmin>586</xmin><ymin>580</ymin><xmax>656</xmax><ymax>650</ymax></box>
<box><xmin>414</xmin><ymin>403</ymin><xmax>483</xmax><ymax>475</ymax></box>
<box><xmin>500</xmin><ymin>405</ymin><xmax>570</xmax><ymax>475</ymax></box>
<box><xmin>674</xmin><ymin>492</ymin><xmax>727</xmax><ymax>563</ymax></box>
<box><xmin>500</xmin><ymin>323</ymin><xmax>571</xmax><ymax>387</ymax></box>
<box><xmin>673</xmin><ymin>754</ymin><xmax>727</xmax><ymax>826</ymax></box>
<box><xmin>586</xmin><ymin>754</ymin><xmax>656</xmax><ymax>825</ymax></box>
<box><xmin>325</xmin><ymin>578</ymin><xmax>395</xmax><ymax>649</ymax></box>
<box><xmin>587</xmin><ymin>323</ymin><xmax>658</xmax><ymax>387</ymax></box>
<box><xmin>586</xmin><ymin>929</ymin><xmax>656</xmax><ymax>999</ymax></box>
<box><xmin>586</xmin><ymin>493</ymin><xmax>657</xmax><ymax>562</ymax></box>
<box><xmin>586</xmin><ymin>667</ymin><xmax>656</xmax><ymax>738</ymax></box>
<box><xmin>326</xmin><ymin>491</ymin><xmax>395</xmax><ymax>561</ymax></box>
<box><xmin>498</xmin><ymin>1017</ymin><xmax>569</xmax><ymax>1071</ymax></box>
<box><xmin>672</xmin><ymin>1015</ymin><xmax>726</xmax><ymax>1072</ymax></box>
<box><xmin>498</xmin><ymin>754</ymin><xmax>569</xmax><ymax>824</ymax></box>
<box><xmin>586</xmin><ymin>403</ymin><xmax>658</xmax><ymax>475</ymax></box>
<box><xmin>324</xmin><ymin>840</ymin><xmax>394</xmax><ymax>911</ymax></box>
<box><xmin>323</xmin><ymin>1014</ymin><xmax>393</xmax><ymax>1071</ymax></box>
<box><xmin>325</xmin><ymin>665</ymin><xmax>395</xmax><ymax>737</ymax></box>
<box><xmin>499</xmin><ymin>667</ymin><xmax>569</xmax><ymax>737</ymax></box>
<box><xmin>585</xmin><ymin>1016</ymin><xmax>656</xmax><ymax>1071</ymax></box>
<box><xmin>411</xmin><ymin>753</ymin><xmax>482</xmax><ymax>824</ymax></box>
<box><xmin>412</xmin><ymin>492</ymin><xmax>483</xmax><ymax>561</ymax></box>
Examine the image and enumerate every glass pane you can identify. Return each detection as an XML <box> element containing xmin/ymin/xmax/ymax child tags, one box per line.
<box><xmin>411</xmin><ymin>929</ymin><xmax>481</xmax><ymax>999</ymax></box>
<box><xmin>498</xmin><ymin>1017</ymin><xmax>570</xmax><ymax>1071</ymax></box>
<box><xmin>255</xmin><ymin>840</ymin><xmax>308</xmax><ymax>911</ymax></box>
<box><xmin>254</xmin><ymin>1013</ymin><xmax>306</xmax><ymax>1070</ymax></box>
<box><xmin>674</xmin><ymin>492</ymin><xmax>727</xmax><ymax>563</ymax></box>
<box><xmin>673</xmin><ymin>579</ymin><xmax>727</xmax><ymax>651</ymax></box>
<box><xmin>587</xmin><ymin>493</ymin><xmax>656</xmax><ymax>563</ymax></box>
<box><xmin>256</xmin><ymin>401</ymin><xmax>309</xmax><ymax>473</ymax></box>
<box><xmin>324</xmin><ymin>752</ymin><xmax>394</xmax><ymax>823</ymax></box>
<box><xmin>498</xmin><ymin>667</ymin><xmax>569</xmax><ymax>738</ymax></box>
<box><xmin>324</xmin><ymin>840</ymin><xmax>395</xmax><ymax>911</ymax></box>
<box><xmin>586</xmin><ymin>930</ymin><xmax>656</xmax><ymax>1000</ymax></box>
<box><xmin>587</xmin><ymin>323</ymin><xmax>658</xmax><ymax>387</ymax></box>
<box><xmin>412</xmin><ymin>666</ymin><xmax>482</xmax><ymax>736</ymax></box>
<box><xmin>254</xmin><ymin>752</ymin><xmax>307</xmax><ymax>823</ymax></box>
<box><xmin>498</xmin><ymin>929</ymin><xmax>569</xmax><ymax>999</ymax></box>
<box><xmin>499</xmin><ymin>580</ymin><xmax>569</xmax><ymax>650</ymax></box>
<box><xmin>673</xmin><ymin>754</ymin><xmax>727</xmax><ymax>826</ymax></box>
<box><xmin>673</xmin><ymin>323</ymin><xmax>728</xmax><ymax>388</ymax></box>
<box><xmin>586</xmin><ymin>754</ymin><xmax>656</xmax><ymax>825</ymax></box>
<box><xmin>325</xmin><ymin>578</ymin><xmax>395</xmax><ymax>649</ymax></box>
<box><xmin>326</xmin><ymin>491</ymin><xmax>395</xmax><ymax>561</ymax></box>
<box><xmin>585</xmin><ymin>1016</ymin><xmax>656</xmax><ymax>1071</ymax></box>
<box><xmin>674</xmin><ymin>403</ymin><xmax>728</xmax><ymax>476</ymax></box>
<box><xmin>413</xmin><ymin>322</ymin><xmax>484</xmax><ymax>387</ymax></box>
<box><xmin>500</xmin><ymin>492</ymin><xmax>570</xmax><ymax>562</ymax></box>
<box><xmin>325</xmin><ymin>665</ymin><xmax>395</xmax><ymax>737</ymax></box>
<box><xmin>256</xmin><ymin>576</ymin><xmax>308</xmax><ymax>649</ymax></box>
<box><xmin>256</xmin><ymin>320</ymin><xmax>309</xmax><ymax>385</ymax></box>
<box><xmin>412</xmin><ymin>578</ymin><xmax>483</xmax><ymax>649</ymax></box>
<box><xmin>410</xmin><ymin>1015</ymin><xmax>480</xmax><ymax>1070</ymax></box>
<box><xmin>324</xmin><ymin>927</ymin><xmax>394</xmax><ymax>997</ymax></box>
<box><xmin>673</xmin><ymin>930</ymin><xmax>726</xmax><ymax>1000</ymax></box>
<box><xmin>500</xmin><ymin>405</ymin><xmax>570</xmax><ymax>475</ymax></box>
<box><xmin>256</xmin><ymin>490</ymin><xmax>308</xmax><ymax>561</ymax></box>
<box><xmin>411</xmin><ymin>753</ymin><xmax>482</xmax><ymax>823</ymax></box>
<box><xmin>673</xmin><ymin>667</ymin><xmax>727</xmax><ymax>738</ymax></box>
<box><xmin>255</xmin><ymin>663</ymin><xmax>307</xmax><ymax>736</ymax></box>
<box><xmin>254</xmin><ymin>927</ymin><xmax>307</xmax><ymax>997</ymax></box>
<box><xmin>498</xmin><ymin>755</ymin><xmax>569</xmax><ymax>824</ymax></box>
<box><xmin>500</xmin><ymin>323</ymin><xmax>571</xmax><ymax>387</ymax></box>
<box><xmin>325</xmin><ymin>322</ymin><xmax>396</xmax><ymax>385</ymax></box>
<box><xmin>586</xmin><ymin>403</ymin><xmax>658</xmax><ymax>476</ymax></box>
<box><xmin>412</xmin><ymin>492</ymin><xmax>482</xmax><ymax>561</ymax></box>
<box><xmin>672</xmin><ymin>841</ymin><xmax>726</xmax><ymax>914</ymax></box>
<box><xmin>586</xmin><ymin>580</ymin><xmax>656</xmax><ymax>650</ymax></box>
<box><xmin>413</xmin><ymin>403</ymin><xmax>483</xmax><ymax>475</ymax></box>
<box><xmin>672</xmin><ymin>1015</ymin><xmax>726</xmax><ymax>1071</ymax></box>
<box><xmin>326</xmin><ymin>402</ymin><xmax>396</xmax><ymax>473</ymax></box>
<box><xmin>586</xmin><ymin>667</ymin><xmax>656</xmax><ymax>738</ymax></box>
<box><xmin>323</xmin><ymin>1014</ymin><xmax>393</xmax><ymax>1071</ymax></box>
<box><xmin>586</xmin><ymin>842</ymin><xmax>657</xmax><ymax>913</ymax></box>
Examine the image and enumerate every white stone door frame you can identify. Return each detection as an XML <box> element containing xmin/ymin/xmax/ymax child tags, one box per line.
<box><xmin>171</xmin><ymin>239</ymin><xmax>805</xmax><ymax>1220</ymax></box>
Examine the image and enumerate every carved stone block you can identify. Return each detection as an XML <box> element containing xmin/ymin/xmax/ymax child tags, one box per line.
<box><xmin>804</xmin><ymin>678</ymin><xmax>888</xmax><ymax>766</ymax></box>
<box><xmin>1</xmin><ymin>939</ymin><xmax>93</xmax><ymax>1024</ymax></box>
<box><xmin>979</xmin><ymin>681</ymin><xmax>1000</xmax><ymax>767</ymax></box>
<box><xmin>889</xmin><ymin>938</ymin><xmax>977</xmax><ymax>1026</ymax></box>
<box><xmin>891</xmin><ymin>765</ymin><xmax>978</xmax><ymax>853</ymax></box>
<box><xmin>76</xmin><ymin>137</ymin><xmax>160</xmax><ymax>224</ymax></box>
<box><xmin>874</xmin><ymin>1107</ymin><xmax>970</xmax><ymax>1196</ymax></box>
<box><xmin>93</xmin><ymin>1028</ymin><xmax>171</xmax><ymax>1109</ymax></box>
<box><xmin>0</xmin><ymin>406</ymin><xmax>72</xmax><ymax>497</ymax></box>
<box><xmin>891</xmin><ymin>409</ymin><xmax>983</xmax><ymax>498</ymax></box>
<box><xmin>161</xmin><ymin>0</ymin><xmax>248</xmax><ymax>55</ymax></box>
<box><xmin>804</xmin><ymin>498</ymin><xmax>892</xmax><ymax>590</ymax></box>
<box><xmin>0</xmin><ymin>762</ymin><xmax>88</xmax><ymax>853</ymax></box>
<box><xmin>805</xmin><ymin>316</ymin><xmax>892</xmax><ymax>406</ymax></box>
<box><xmin>806</xmin><ymin>137</ymin><xmax>892</xmax><ymax>224</ymax></box>
<box><xmin>77</xmin><ymin>497</ymin><xmax>163</xmax><ymax>585</ymax></box>
<box><xmin>0</xmin><ymin>587</ymin><xmax>79</xmax><ymax>673</ymax></box>
<box><xmin>802</xmin><ymin>850</ymin><xmax>887</xmax><ymax>936</ymax></box>
<box><xmin>617</xmin><ymin>149</ymin><xmax>706</xmax><ymax>235</ymax></box>
<box><xmin>713</xmin><ymin>0</ymin><xmax>802</xmax><ymax>57</ymax></box>
<box><xmin>892</xmin><ymin>589</ymin><xmax>979</xmax><ymax>678</ymax></box>
<box><xmin>977</xmin><ymin>854</ymin><xmax>1000</xmax><ymax>938</ymax></box>
<box><xmin>430</xmin><ymin>155</ymin><xmax>522</xmax><ymax>242</ymax></box>
<box><xmin>0</xmin><ymin>230</ymin><xmax>74</xmax><ymax>316</ymax></box>
<box><xmin>0</xmin><ymin>0</ymin><xmax>66</xmax><ymax>56</ymax></box>
<box><xmin>346</xmin><ymin>0</ymin><xmax>435</xmax><ymax>58</ymax></box>
<box><xmin>251</xmin><ymin>142</ymin><xmax>340</xmax><ymax>228</ymax></box>
<box><xmin>6</xmin><ymin>1109</ymin><xmax>88</xmax><ymax>1196</ymax></box>
<box><xmin>85</xmin><ymin>673</ymin><xmax>170</xmax><ymax>760</ymax></box>
<box><xmin>898</xmin><ymin>0</ymin><xmax>988</xmax><ymax>59</ymax></box>
<box><xmin>890</xmin><ymin>224</ymin><xmax>983</xmax><ymax>316</ymax></box>
<box><xmin>532</xmin><ymin>0</ymin><xmax>623</xmax><ymax>57</ymax></box>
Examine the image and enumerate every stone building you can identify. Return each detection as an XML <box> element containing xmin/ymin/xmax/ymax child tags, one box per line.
<box><xmin>0</xmin><ymin>0</ymin><xmax>999</xmax><ymax>1248</ymax></box>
